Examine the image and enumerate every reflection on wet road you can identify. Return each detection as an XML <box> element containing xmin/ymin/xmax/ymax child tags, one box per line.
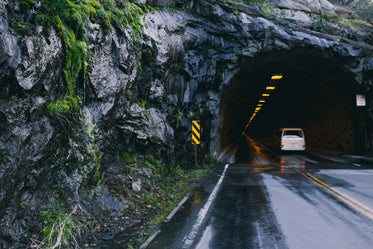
<box><xmin>145</xmin><ymin>137</ymin><xmax>373</xmax><ymax>249</ymax></box>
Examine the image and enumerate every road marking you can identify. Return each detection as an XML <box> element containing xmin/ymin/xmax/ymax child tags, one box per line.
<box><xmin>140</xmin><ymin>194</ymin><xmax>191</xmax><ymax>248</ymax></box>
<box><xmin>301</xmin><ymin>171</ymin><xmax>373</xmax><ymax>220</ymax></box>
<box><xmin>139</xmin><ymin>229</ymin><xmax>161</xmax><ymax>249</ymax></box>
<box><xmin>308</xmin><ymin>152</ymin><xmax>350</xmax><ymax>163</ymax></box>
<box><xmin>165</xmin><ymin>193</ymin><xmax>191</xmax><ymax>222</ymax></box>
<box><xmin>255</xmin><ymin>222</ymin><xmax>263</xmax><ymax>249</ymax></box>
<box><xmin>353</xmin><ymin>163</ymin><xmax>362</xmax><ymax>167</ymax></box>
<box><xmin>182</xmin><ymin>164</ymin><xmax>229</xmax><ymax>248</ymax></box>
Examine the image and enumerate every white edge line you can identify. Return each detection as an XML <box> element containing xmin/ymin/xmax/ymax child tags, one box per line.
<box><xmin>165</xmin><ymin>194</ymin><xmax>191</xmax><ymax>222</ymax></box>
<box><xmin>140</xmin><ymin>165</ymin><xmax>229</xmax><ymax>249</ymax></box>
<box><xmin>139</xmin><ymin>192</ymin><xmax>191</xmax><ymax>249</ymax></box>
<box><xmin>331</xmin><ymin>187</ymin><xmax>373</xmax><ymax>216</ymax></box>
<box><xmin>255</xmin><ymin>222</ymin><xmax>263</xmax><ymax>249</ymax></box>
<box><xmin>139</xmin><ymin>229</ymin><xmax>161</xmax><ymax>249</ymax></box>
<box><xmin>353</xmin><ymin>163</ymin><xmax>362</xmax><ymax>167</ymax></box>
<box><xmin>182</xmin><ymin>164</ymin><xmax>229</xmax><ymax>248</ymax></box>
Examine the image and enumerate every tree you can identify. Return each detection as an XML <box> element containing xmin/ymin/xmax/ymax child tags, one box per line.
<box><xmin>353</xmin><ymin>0</ymin><xmax>373</xmax><ymax>24</ymax></box>
<box><xmin>329</xmin><ymin>0</ymin><xmax>355</xmax><ymax>6</ymax></box>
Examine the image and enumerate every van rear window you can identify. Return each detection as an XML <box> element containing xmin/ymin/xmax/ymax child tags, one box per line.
<box><xmin>283</xmin><ymin>130</ymin><xmax>303</xmax><ymax>137</ymax></box>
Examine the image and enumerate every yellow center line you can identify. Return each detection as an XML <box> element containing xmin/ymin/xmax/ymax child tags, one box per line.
<box><xmin>298</xmin><ymin>170</ymin><xmax>373</xmax><ymax>221</ymax></box>
<box><xmin>305</xmin><ymin>173</ymin><xmax>330</xmax><ymax>188</ymax></box>
<box><xmin>332</xmin><ymin>188</ymin><xmax>373</xmax><ymax>215</ymax></box>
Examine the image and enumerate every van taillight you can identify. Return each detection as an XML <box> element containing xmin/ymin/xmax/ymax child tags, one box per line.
<box><xmin>302</xmin><ymin>143</ymin><xmax>306</xmax><ymax>146</ymax></box>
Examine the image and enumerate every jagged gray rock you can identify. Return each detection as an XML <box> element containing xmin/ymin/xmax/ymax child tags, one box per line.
<box><xmin>0</xmin><ymin>0</ymin><xmax>372</xmax><ymax>247</ymax></box>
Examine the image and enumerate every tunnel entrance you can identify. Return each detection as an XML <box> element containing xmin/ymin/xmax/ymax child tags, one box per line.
<box><xmin>221</xmin><ymin>48</ymin><xmax>369</xmax><ymax>158</ymax></box>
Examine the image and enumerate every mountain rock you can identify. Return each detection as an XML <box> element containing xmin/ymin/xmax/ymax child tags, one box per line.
<box><xmin>0</xmin><ymin>0</ymin><xmax>372</xmax><ymax>247</ymax></box>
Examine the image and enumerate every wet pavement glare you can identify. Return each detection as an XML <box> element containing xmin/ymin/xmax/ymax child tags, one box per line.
<box><xmin>144</xmin><ymin>137</ymin><xmax>373</xmax><ymax>249</ymax></box>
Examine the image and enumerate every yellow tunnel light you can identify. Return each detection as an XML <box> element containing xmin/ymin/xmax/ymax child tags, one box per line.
<box><xmin>259</xmin><ymin>100</ymin><xmax>266</xmax><ymax>103</ymax></box>
<box><xmin>266</xmin><ymin>86</ymin><xmax>276</xmax><ymax>90</ymax></box>
<box><xmin>257</xmin><ymin>104</ymin><xmax>263</xmax><ymax>107</ymax></box>
<box><xmin>255</xmin><ymin>107</ymin><xmax>261</xmax><ymax>111</ymax></box>
<box><xmin>262</xmin><ymin>93</ymin><xmax>270</xmax><ymax>97</ymax></box>
<box><xmin>271</xmin><ymin>75</ymin><xmax>283</xmax><ymax>80</ymax></box>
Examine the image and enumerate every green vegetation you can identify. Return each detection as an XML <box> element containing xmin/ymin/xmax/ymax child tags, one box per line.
<box><xmin>170</xmin><ymin>111</ymin><xmax>183</xmax><ymax>129</ymax></box>
<box><xmin>164</xmin><ymin>6</ymin><xmax>177</xmax><ymax>14</ymax></box>
<box><xmin>313</xmin><ymin>13</ymin><xmax>333</xmax><ymax>32</ymax></box>
<box><xmin>87</xmin><ymin>142</ymin><xmax>102</xmax><ymax>185</ymax></box>
<box><xmin>47</xmin><ymin>94</ymin><xmax>82</xmax><ymax>114</ymax></box>
<box><xmin>318</xmin><ymin>13</ymin><xmax>332</xmax><ymax>23</ymax></box>
<box><xmin>229</xmin><ymin>0</ymin><xmax>252</xmax><ymax>4</ymax></box>
<box><xmin>354</xmin><ymin>0</ymin><xmax>373</xmax><ymax>25</ymax></box>
<box><xmin>35</xmin><ymin>186</ymin><xmax>89</xmax><ymax>248</ymax></box>
<box><xmin>122</xmin><ymin>152</ymin><xmax>172</xmax><ymax>180</ymax></box>
<box><xmin>0</xmin><ymin>155</ymin><xmax>12</xmax><ymax>165</ymax></box>
<box><xmin>229</xmin><ymin>0</ymin><xmax>277</xmax><ymax>15</ymax></box>
<box><xmin>38</xmin><ymin>0</ymin><xmax>144</xmax><ymax>38</ymax></box>
<box><xmin>31</xmin><ymin>0</ymin><xmax>145</xmax><ymax>116</ymax></box>
<box><xmin>122</xmin><ymin>151</ymin><xmax>133</xmax><ymax>164</ymax></box>
<box><xmin>338</xmin><ymin>18</ymin><xmax>373</xmax><ymax>30</ymax></box>
<box><xmin>118</xmin><ymin>149</ymin><xmax>218</xmax><ymax>248</ymax></box>
<box><xmin>20</xmin><ymin>0</ymin><xmax>35</xmax><ymax>12</ymax></box>
<box><xmin>38</xmin><ymin>199</ymin><xmax>87</xmax><ymax>248</ymax></box>
<box><xmin>136</xmin><ymin>99</ymin><xmax>147</xmax><ymax>108</ymax></box>
<box><xmin>14</xmin><ymin>21</ymin><xmax>35</xmax><ymax>35</ymax></box>
<box><xmin>39</xmin><ymin>1</ymin><xmax>93</xmax><ymax>112</ymax></box>
<box><xmin>20</xmin><ymin>201</ymin><xmax>27</xmax><ymax>209</ymax></box>
<box><xmin>10</xmin><ymin>95</ymin><xmax>18</xmax><ymax>103</ymax></box>
<box><xmin>133</xmin><ymin>164</ymin><xmax>214</xmax><ymax>247</ymax></box>
<box><xmin>142</xmin><ymin>110</ymin><xmax>149</xmax><ymax>120</ymax></box>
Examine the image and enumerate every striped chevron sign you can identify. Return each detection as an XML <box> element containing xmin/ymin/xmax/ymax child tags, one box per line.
<box><xmin>192</xmin><ymin>120</ymin><xmax>200</xmax><ymax>145</ymax></box>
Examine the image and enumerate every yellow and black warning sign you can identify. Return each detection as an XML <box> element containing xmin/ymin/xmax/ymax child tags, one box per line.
<box><xmin>192</xmin><ymin>120</ymin><xmax>200</xmax><ymax>145</ymax></box>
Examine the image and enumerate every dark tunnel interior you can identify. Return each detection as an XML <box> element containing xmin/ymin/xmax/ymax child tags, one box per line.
<box><xmin>220</xmin><ymin>48</ymin><xmax>366</xmax><ymax>158</ymax></box>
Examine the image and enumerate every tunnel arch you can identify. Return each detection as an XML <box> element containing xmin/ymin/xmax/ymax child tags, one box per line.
<box><xmin>219</xmin><ymin>47</ymin><xmax>366</xmax><ymax>158</ymax></box>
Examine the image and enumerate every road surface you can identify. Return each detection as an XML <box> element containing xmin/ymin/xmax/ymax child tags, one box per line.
<box><xmin>144</xmin><ymin>137</ymin><xmax>373</xmax><ymax>249</ymax></box>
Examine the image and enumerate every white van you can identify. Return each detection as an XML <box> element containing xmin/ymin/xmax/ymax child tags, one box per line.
<box><xmin>280</xmin><ymin>128</ymin><xmax>306</xmax><ymax>151</ymax></box>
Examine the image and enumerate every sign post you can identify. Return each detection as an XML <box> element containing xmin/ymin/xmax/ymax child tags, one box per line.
<box><xmin>356</xmin><ymin>94</ymin><xmax>366</xmax><ymax>107</ymax></box>
<box><xmin>192</xmin><ymin>120</ymin><xmax>200</xmax><ymax>168</ymax></box>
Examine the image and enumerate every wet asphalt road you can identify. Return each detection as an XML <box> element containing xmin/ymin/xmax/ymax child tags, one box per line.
<box><xmin>144</xmin><ymin>137</ymin><xmax>373</xmax><ymax>249</ymax></box>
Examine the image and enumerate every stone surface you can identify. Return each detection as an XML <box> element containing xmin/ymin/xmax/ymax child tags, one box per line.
<box><xmin>0</xmin><ymin>0</ymin><xmax>372</xmax><ymax>247</ymax></box>
<box><xmin>132</xmin><ymin>180</ymin><xmax>142</xmax><ymax>192</ymax></box>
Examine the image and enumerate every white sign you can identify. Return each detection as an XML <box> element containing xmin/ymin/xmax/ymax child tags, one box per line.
<box><xmin>356</xmin><ymin>94</ymin><xmax>366</xmax><ymax>107</ymax></box>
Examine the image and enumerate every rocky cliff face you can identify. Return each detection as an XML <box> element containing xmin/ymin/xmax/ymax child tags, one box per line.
<box><xmin>0</xmin><ymin>0</ymin><xmax>372</xmax><ymax>247</ymax></box>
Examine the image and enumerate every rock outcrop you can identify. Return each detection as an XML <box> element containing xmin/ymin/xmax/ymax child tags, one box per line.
<box><xmin>0</xmin><ymin>0</ymin><xmax>372</xmax><ymax>247</ymax></box>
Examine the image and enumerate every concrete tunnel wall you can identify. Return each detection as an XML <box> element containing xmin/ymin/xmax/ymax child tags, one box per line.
<box><xmin>218</xmin><ymin>48</ymin><xmax>371</xmax><ymax>158</ymax></box>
